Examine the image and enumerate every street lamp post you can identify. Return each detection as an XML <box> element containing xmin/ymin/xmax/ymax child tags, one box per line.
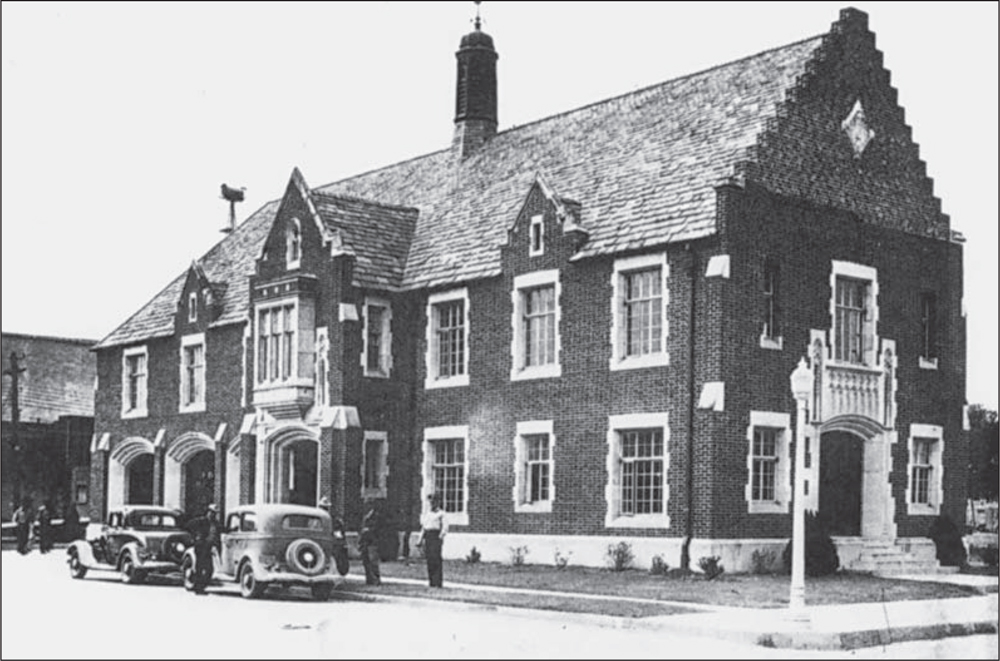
<box><xmin>789</xmin><ymin>356</ymin><xmax>814</xmax><ymax>623</ymax></box>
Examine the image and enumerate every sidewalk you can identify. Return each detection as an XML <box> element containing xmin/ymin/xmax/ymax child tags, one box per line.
<box><xmin>334</xmin><ymin>571</ymin><xmax>998</xmax><ymax>651</ymax></box>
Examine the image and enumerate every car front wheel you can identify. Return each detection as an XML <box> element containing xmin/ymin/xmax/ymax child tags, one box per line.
<box><xmin>239</xmin><ymin>563</ymin><xmax>266</xmax><ymax>599</ymax></box>
<box><xmin>67</xmin><ymin>548</ymin><xmax>87</xmax><ymax>579</ymax></box>
<box><xmin>120</xmin><ymin>555</ymin><xmax>145</xmax><ymax>585</ymax></box>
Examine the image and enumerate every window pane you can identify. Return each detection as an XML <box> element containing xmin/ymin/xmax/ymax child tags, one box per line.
<box><xmin>619</xmin><ymin>429</ymin><xmax>664</xmax><ymax>515</ymax></box>
<box><xmin>524</xmin><ymin>286</ymin><xmax>556</xmax><ymax>367</ymax></box>
<box><xmin>436</xmin><ymin>301</ymin><xmax>465</xmax><ymax>378</ymax></box>
<box><xmin>624</xmin><ymin>269</ymin><xmax>662</xmax><ymax>357</ymax></box>
<box><xmin>431</xmin><ymin>438</ymin><xmax>465</xmax><ymax>513</ymax></box>
<box><xmin>367</xmin><ymin>305</ymin><xmax>384</xmax><ymax>372</ymax></box>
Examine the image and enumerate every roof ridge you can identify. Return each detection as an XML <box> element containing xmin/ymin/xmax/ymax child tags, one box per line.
<box><xmin>311</xmin><ymin>189</ymin><xmax>421</xmax><ymax>214</ymax></box>
<box><xmin>498</xmin><ymin>33</ymin><xmax>826</xmax><ymax>137</ymax></box>
<box><xmin>1</xmin><ymin>332</ymin><xmax>98</xmax><ymax>346</ymax></box>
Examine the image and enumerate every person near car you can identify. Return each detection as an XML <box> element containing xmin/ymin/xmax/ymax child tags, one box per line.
<box><xmin>187</xmin><ymin>503</ymin><xmax>220</xmax><ymax>594</ymax></box>
<box><xmin>36</xmin><ymin>504</ymin><xmax>53</xmax><ymax>554</ymax></box>
<box><xmin>417</xmin><ymin>494</ymin><xmax>448</xmax><ymax>588</ymax></box>
<box><xmin>318</xmin><ymin>496</ymin><xmax>350</xmax><ymax>576</ymax></box>
<box><xmin>13</xmin><ymin>503</ymin><xmax>31</xmax><ymax>555</ymax></box>
<box><xmin>358</xmin><ymin>503</ymin><xmax>382</xmax><ymax>586</ymax></box>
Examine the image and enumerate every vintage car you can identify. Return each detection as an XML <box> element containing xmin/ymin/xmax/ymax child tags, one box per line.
<box><xmin>181</xmin><ymin>503</ymin><xmax>349</xmax><ymax>600</ymax></box>
<box><xmin>66</xmin><ymin>506</ymin><xmax>192</xmax><ymax>583</ymax></box>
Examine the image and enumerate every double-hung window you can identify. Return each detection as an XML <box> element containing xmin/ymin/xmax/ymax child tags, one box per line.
<box><xmin>605</xmin><ymin>412</ymin><xmax>669</xmax><ymax>528</ymax></box>
<box><xmin>422</xmin><ymin>425</ymin><xmax>469</xmax><ymax>525</ymax></box>
<box><xmin>362</xmin><ymin>431</ymin><xmax>388</xmax><ymax>499</ymax></box>
<box><xmin>511</xmin><ymin>270</ymin><xmax>561</xmax><ymax>380</ymax></box>
<box><xmin>919</xmin><ymin>292</ymin><xmax>938</xmax><ymax>369</ymax></box>
<box><xmin>745</xmin><ymin>412</ymin><xmax>791</xmax><ymax>513</ymax></box>
<box><xmin>121</xmin><ymin>346</ymin><xmax>148</xmax><ymax>418</ymax></box>
<box><xmin>610</xmin><ymin>253</ymin><xmax>669</xmax><ymax>370</ymax></box>
<box><xmin>425</xmin><ymin>289</ymin><xmax>469</xmax><ymax>388</ymax></box>
<box><xmin>513</xmin><ymin>420</ymin><xmax>554</xmax><ymax>513</ymax></box>
<box><xmin>830</xmin><ymin>261</ymin><xmax>878</xmax><ymax>367</ymax></box>
<box><xmin>179</xmin><ymin>333</ymin><xmax>206</xmax><ymax>412</ymax></box>
<box><xmin>363</xmin><ymin>297</ymin><xmax>392</xmax><ymax>378</ymax></box>
<box><xmin>907</xmin><ymin>424</ymin><xmax>943</xmax><ymax>515</ymax></box>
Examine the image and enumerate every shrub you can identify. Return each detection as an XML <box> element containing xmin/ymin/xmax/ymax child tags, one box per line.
<box><xmin>649</xmin><ymin>554</ymin><xmax>669</xmax><ymax>576</ymax></box>
<box><xmin>782</xmin><ymin>512</ymin><xmax>840</xmax><ymax>577</ymax></box>
<box><xmin>553</xmin><ymin>548</ymin><xmax>572</xmax><ymax>570</ymax></box>
<box><xmin>606</xmin><ymin>541</ymin><xmax>634</xmax><ymax>572</ymax></box>
<box><xmin>697</xmin><ymin>555</ymin><xmax>725</xmax><ymax>580</ymax></box>
<box><xmin>928</xmin><ymin>514</ymin><xmax>968</xmax><ymax>567</ymax></box>
<box><xmin>508</xmin><ymin>545</ymin><xmax>529</xmax><ymax>567</ymax></box>
<box><xmin>465</xmin><ymin>546</ymin><xmax>482</xmax><ymax>564</ymax></box>
<box><xmin>751</xmin><ymin>548</ymin><xmax>777</xmax><ymax>575</ymax></box>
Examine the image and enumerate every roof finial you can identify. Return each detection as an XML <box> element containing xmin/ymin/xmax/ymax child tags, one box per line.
<box><xmin>473</xmin><ymin>1</ymin><xmax>482</xmax><ymax>31</ymax></box>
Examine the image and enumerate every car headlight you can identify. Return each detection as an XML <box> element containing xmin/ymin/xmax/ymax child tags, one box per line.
<box><xmin>259</xmin><ymin>554</ymin><xmax>279</xmax><ymax>570</ymax></box>
<box><xmin>136</xmin><ymin>547</ymin><xmax>154</xmax><ymax>561</ymax></box>
<box><xmin>173</xmin><ymin>541</ymin><xmax>187</xmax><ymax>555</ymax></box>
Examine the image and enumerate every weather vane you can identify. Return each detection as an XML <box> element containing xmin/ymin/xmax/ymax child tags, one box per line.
<box><xmin>473</xmin><ymin>1</ymin><xmax>482</xmax><ymax>30</ymax></box>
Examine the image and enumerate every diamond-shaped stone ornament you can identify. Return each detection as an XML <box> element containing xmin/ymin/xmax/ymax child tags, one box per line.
<box><xmin>841</xmin><ymin>99</ymin><xmax>874</xmax><ymax>158</ymax></box>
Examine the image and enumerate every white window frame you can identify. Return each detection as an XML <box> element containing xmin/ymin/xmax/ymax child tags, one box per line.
<box><xmin>121</xmin><ymin>345</ymin><xmax>149</xmax><ymax>419</ymax></box>
<box><xmin>511</xmin><ymin>269</ymin><xmax>562</xmax><ymax>381</ymax></box>
<box><xmin>906</xmin><ymin>423</ymin><xmax>944</xmax><ymax>515</ymax></box>
<box><xmin>744</xmin><ymin>411</ymin><xmax>791</xmax><ymax>514</ymax></box>
<box><xmin>829</xmin><ymin>261</ymin><xmax>879</xmax><ymax>368</ymax></box>
<box><xmin>512</xmin><ymin>420</ymin><xmax>554</xmax><ymax>513</ymax></box>
<box><xmin>421</xmin><ymin>425</ymin><xmax>469</xmax><ymax>526</ymax></box>
<box><xmin>529</xmin><ymin>214</ymin><xmax>545</xmax><ymax>257</ymax></box>
<box><xmin>361</xmin><ymin>431</ymin><xmax>389</xmax><ymax>500</ymax></box>
<box><xmin>362</xmin><ymin>296</ymin><xmax>393</xmax><ymax>378</ymax></box>
<box><xmin>188</xmin><ymin>291</ymin><xmax>198</xmax><ymax>323</ymax></box>
<box><xmin>286</xmin><ymin>218</ymin><xmax>302</xmax><ymax>270</ymax></box>
<box><xmin>255</xmin><ymin>299</ymin><xmax>299</xmax><ymax>386</ymax></box>
<box><xmin>425</xmin><ymin>288</ymin><xmax>470</xmax><ymax>389</ymax></box>
<box><xmin>604</xmin><ymin>412</ymin><xmax>669</xmax><ymax>529</ymax></box>
<box><xmin>179</xmin><ymin>333</ymin><xmax>206</xmax><ymax>413</ymax></box>
<box><xmin>609</xmin><ymin>252</ymin><xmax>669</xmax><ymax>371</ymax></box>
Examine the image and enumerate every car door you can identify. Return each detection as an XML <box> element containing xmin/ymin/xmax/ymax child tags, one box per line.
<box><xmin>220</xmin><ymin>512</ymin><xmax>242</xmax><ymax>577</ymax></box>
<box><xmin>103</xmin><ymin>511</ymin><xmax>125</xmax><ymax>562</ymax></box>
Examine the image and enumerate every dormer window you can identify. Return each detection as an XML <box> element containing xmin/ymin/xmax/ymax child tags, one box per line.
<box><xmin>529</xmin><ymin>214</ymin><xmax>544</xmax><ymax>256</ymax></box>
<box><xmin>287</xmin><ymin>218</ymin><xmax>302</xmax><ymax>269</ymax></box>
<box><xmin>188</xmin><ymin>292</ymin><xmax>198</xmax><ymax>323</ymax></box>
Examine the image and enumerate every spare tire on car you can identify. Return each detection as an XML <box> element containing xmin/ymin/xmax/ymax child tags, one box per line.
<box><xmin>286</xmin><ymin>538</ymin><xmax>326</xmax><ymax>576</ymax></box>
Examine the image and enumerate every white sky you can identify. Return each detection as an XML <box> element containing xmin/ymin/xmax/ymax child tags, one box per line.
<box><xmin>2</xmin><ymin>2</ymin><xmax>996</xmax><ymax>409</ymax></box>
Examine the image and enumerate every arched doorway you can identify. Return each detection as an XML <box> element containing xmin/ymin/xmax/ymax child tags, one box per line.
<box><xmin>819</xmin><ymin>431</ymin><xmax>863</xmax><ymax>536</ymax></box>
<box><xmin>264</xmin><ymin>428</ymin><xmax>319</xmax><ymax>506</ymax></box>
<box><xmin>184</xmin><ymin>450</ymin><xmax>215</xmax><ymax>517</ymax></box>
<box><xmin>127</xmin><ymin>454</ymin><xmax>154</xmax><ymax>505</ymax></box>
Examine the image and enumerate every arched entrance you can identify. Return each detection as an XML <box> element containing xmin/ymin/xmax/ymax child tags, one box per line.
<box><xmin>108</xmin><ymin>437</ymin><xmax>155</xmax><ymax>509</ymax></box>
<box><xmin>819</xmin><ymin>431</ymin><xmax>863</xmax><ymax>536</ymax></box>
<box><xmin>263</xmin><ymin>427</ymin><xmax>319</xmax><ymax>506</ymax></box>
<box><xmin>185</xmin><ymin>450</ymin><xmax>215</xmax><ymax>517</ymax></box>
<box><xmin>164</xmin><ymin>433</ymin><xmax>216</xmax><ymax>515</ymax></box>
<box><xmin>816</xmin><ymin>415</ymin><xmax>895</xmax><ymax>540</ymax></box>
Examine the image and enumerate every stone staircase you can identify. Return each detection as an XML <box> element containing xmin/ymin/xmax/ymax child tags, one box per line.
<box><xmin>836</xmin><ymin>537</ymin><xmax>954</xmax><ymax>576</ymax></box>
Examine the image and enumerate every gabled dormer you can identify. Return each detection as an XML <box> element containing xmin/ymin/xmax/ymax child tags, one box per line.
<box><xmin>176</xmin><ymin>259</ymin><xmax>222</xmax><ymax>333</ymax></box>
<box><xmin>501</xmin><ymin>173</ymin><xmax>587</xmax><ymax>273</ymax></box>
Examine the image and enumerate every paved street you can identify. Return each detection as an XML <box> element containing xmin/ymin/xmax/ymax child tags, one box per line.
<box><xmin>2</xmin><ymin>550</ymin><xmax>996</xmax><ymax>659</ymax></box>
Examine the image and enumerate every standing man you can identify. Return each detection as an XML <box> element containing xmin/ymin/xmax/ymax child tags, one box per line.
<box><xmin>36</xmin><ymin>504</ymin><xmax>53</xmax><ymax>554</ymax></box>
<box><xmin>417</xmin><ymin>494</ymin><xmax>447</xmax><ymax>588</ymax></box>
<box><xmin>13</xmin><ymin>503</ymin><xmax>30</xmax><ymax>555</ymax></box>
<box><xmin>187</xmin><ymin>503</ymin><xmax>220</xmax><ymax>595</ymax></box>
<box><xmin>358</xmin><ymin>502</ymin><xmax>382</xmax><ymax>586</ymax></box>
<box><xmin>319</xmin><ymin>496</ymin><xmax>349</xmax><ymax>576</ymax></box>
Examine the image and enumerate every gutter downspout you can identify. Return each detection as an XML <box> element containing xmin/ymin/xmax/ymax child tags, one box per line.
<box><xmin>680</xmin><ymin>243</ymin><xmax>698</xmax><ymax>571</ymax></box>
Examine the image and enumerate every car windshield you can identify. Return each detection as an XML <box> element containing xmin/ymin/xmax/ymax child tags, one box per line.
<box><xmin>127</xmin><ymin>511</ymin><xmax>180</xmax><ymax>530</ymax></box>
<box><xmin>281</xmin><ymin>514</ymin><xmax>324</xmax><ymax>531</ymax></box>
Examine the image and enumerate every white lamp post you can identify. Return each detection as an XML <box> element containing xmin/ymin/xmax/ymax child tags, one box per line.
<box><xmin>789</xmin><ymin>356</ymin><xmax>814</xmax><ymax>623</ymax></box>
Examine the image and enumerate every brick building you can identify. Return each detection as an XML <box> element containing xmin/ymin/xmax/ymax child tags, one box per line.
<box><xmin>2</xmin><ymin>332</ymin><xmax>95</xmax><ymax>521</ymax></box>
<box><xmin>90</xmin><ymin>8</ymin><xmax>967</xmax><ymax>571</ymax></box>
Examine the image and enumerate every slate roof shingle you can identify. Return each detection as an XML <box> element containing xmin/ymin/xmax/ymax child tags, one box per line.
<box><xmin>95</xmin><ymin>32</ymin><xmax>825</xmax><ymax>349</ymax></box>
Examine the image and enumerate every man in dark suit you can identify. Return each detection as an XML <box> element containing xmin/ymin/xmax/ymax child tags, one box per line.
<box><xmin>187</xmin><ymin>503</ymin><xmax>220</xmax><ymax>594</ymax></box>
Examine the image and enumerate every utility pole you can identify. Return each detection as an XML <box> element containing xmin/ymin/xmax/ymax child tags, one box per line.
<box><xmin>4</xmin><ymin>351</ymin><xmax>26</xmax><ymax>505</ymax></box>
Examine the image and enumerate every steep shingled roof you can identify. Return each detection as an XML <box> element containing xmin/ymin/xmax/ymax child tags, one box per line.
<box><xmin>1</xmin><ymin>333</ymin><xmax>97</xmax><ymax>422</ymax></box>
<box><xmin>95</xmin><ymin>31</ymin><xmax>825</xmax><ymax>349</ymax></box>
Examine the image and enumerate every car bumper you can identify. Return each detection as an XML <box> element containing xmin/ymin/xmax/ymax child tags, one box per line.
<box><xmin>257</xmin><ymin>568</ymin><xmax>339</xmax><ymax>585</ymax></box>
<box><xmin>136</xmin><ymin>560</ymin><xmax>183</xmax><ymax>573</ymax></box>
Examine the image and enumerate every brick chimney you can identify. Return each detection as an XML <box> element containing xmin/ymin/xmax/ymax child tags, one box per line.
<box><xmin>453</xmin><ymin>15</ymin><xmax>498</xmax><ymax>159</ymax></box>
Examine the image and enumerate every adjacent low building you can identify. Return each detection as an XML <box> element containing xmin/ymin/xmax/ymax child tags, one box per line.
<box><xmin>89</xmin><ymin>7</ymin><xmax>967</xmax><ymax>572</ymax></box>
